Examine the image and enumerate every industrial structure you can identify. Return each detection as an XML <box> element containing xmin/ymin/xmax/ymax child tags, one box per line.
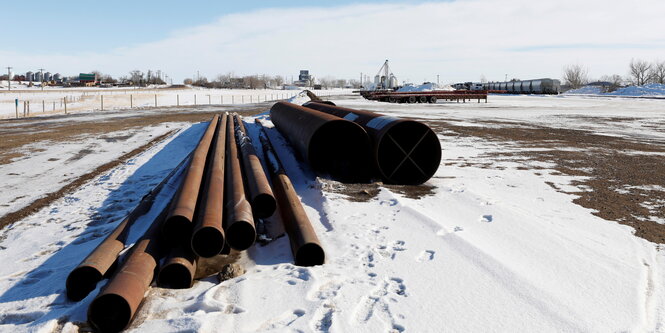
<box><xmin>454</xmin><ymin>78</ymin><xmax>561</xmax><ymax>94</ymax></box>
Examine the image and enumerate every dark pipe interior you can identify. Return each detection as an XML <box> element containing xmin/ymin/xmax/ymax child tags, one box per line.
<box><xmin>309</xmin><ymin>121</ymin><xmax>372</xmax><ymax>183</ymax></box>
<box><xmin>295</xmin><ymin>243</ymin><xmax>325</xmax><ymax>267</ymax></box>
<box><xmin>377</xmin><ymin>121</ymin><xmax>441</xmax><ymax>185</ymax></box>
<box><xmin>226</xmin><ymin>221</ymin><xmax>256</xmax><ymax>251</ymax></box>
<box><xmin>88</xmin><ymin>293</ymin><xmax>131</xmax><ymax>333</ymax></box>
<box><xmin>66</xmin><ymin>266</ymin><xmax>103</xmax><ymax>301</ymax></box>
<box><xmin>191</xmin><ymin>226</ymin><xmax>225</xmax><ymax>258</ymax></box>
<box><xmin>252</xmin><ymin>193</ymin><xmax>277</xmax><ymax>219</ymax></box>
<box><xmin>158</xmin><ymin>264</ymin><xmax>193</xmax><ymax>289</ymax></box>
<box><xmin>162</xmin><ymin>215</ymin><xmax>192</xmax><ymax>245</ymax></box>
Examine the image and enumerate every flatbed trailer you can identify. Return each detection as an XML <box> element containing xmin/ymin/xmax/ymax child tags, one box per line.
<box><xmin>359</xmin><ymin>90</ymin><xmax>488</xmax><ymax>103</ymax></box>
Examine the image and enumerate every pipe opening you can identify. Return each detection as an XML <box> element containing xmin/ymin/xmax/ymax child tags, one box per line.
<box><xmin>191</xmin><ymin>226</ymin><xmax>225</xmax><ymax>258</ymax></box>
<box><xmin>252</xmin><ymin>193</ymin><xmax>277</xmax><ymax>219</ymax></box>
<box><xmin>158</xmin><ymin>264</ymin><xmax>194</xmax><ymax>289</ymax></box>
<box><xmin>377</xmin><ymin>121</ymin><xmax>441</xmax><ymax>185</ymax></box>
<box><xmin>309</xmin><ymin>121</ymin><xmax>372</xmax><ymax>183</ymax></box>
<box><xmin>66</xmin><ymin>266</ymin><xmax>103</xmax><ymax>301</ymax></box>
<box><xmin>88</xmin><ymin>293</ymin><xmax>131</xmax><ymax>333</ymax></box>
<box><xmin>226</xmin><ymin>221</ymin><xmax>256</xmax><ymax>251</ymax></box>
<box><xmin>295</xmin><ymin>243</ymin><xmax>325</xmax><ymax>267</ymax></box>
<box><xmin>162</xmin><ymin>215</ymin><xmax>192</xmax><ymax>244</ymax></box>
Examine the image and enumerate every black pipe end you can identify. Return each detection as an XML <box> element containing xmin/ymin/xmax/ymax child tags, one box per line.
<box><xmin>191</xmin><ymin>226</ymin><xmax>225</xmax><ymax>258</ymax></box>
<box><xmin>157</xmin><ymin>263</ymin><xmax>194</xmax><ymax>289</ymax></box>
<box><xmin>295</xmin><ymin>243</ymin><xmax>325</xmax><ymax>267</ymax></box>
<box><xmin>88</xmin><ymin>293</ymin><xmax>131</xmax><ymax>333</ymax></box>
<box><xmin>309</xmin><ymin>120</ymin><xmax>373</xmax><ymax>183</ymax></box>
<box><xmin>303</xmin><ymin>100</ymin><xmax>336</xmax><ymax>107</ymax></box>
<box><xmin>252</xmin><ymin>193</ymin><xmax>277</xmax><ymax>219</ymax></box>
<box><xmin>66</xmin><ymin>266</ymin><xmax>103</xmax><ymax>301</ymax></box>
<box><xmin>226</xmin><ymin>221</ymin><xmax>256</xmax><ymax>251</ymax></box>
<box><xmin>378</xmin><ymin>121</ymin><xmax>441</xmax><ymax>185</ymax></box>
<box><xmin>163</xmin><ymin>215</ymin><xmax>193</xmax><ymax>245</ymax></box>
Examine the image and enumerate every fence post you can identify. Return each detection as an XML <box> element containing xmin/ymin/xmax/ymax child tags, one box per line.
<box><xmin>53</xmin><ymin>101</ymin><xmax>55</xmax><ymax>111</ymax></box>
<box><xmin>64</xmin><ymin>97</ymin><xmax>67</xmax><ymax>114</ymax></box>
<box><xmin>101</xmin><ymin>95</ymin><xmax>104</xmax><ymax>110</ymax></box>
<box><xmin>208</xmin><ymin>95</ymin><xmax>211</xmax><ymax>105</ymax></box>
<box><xmin>15</xmin><ymin>99</ymin><xmax>18</xmax><ymax>118</ymax></box>
<box><xmin>42</xmin><ymin>100</ymin><xmax>45</xmax><ymax>113</ymax></box>
<box><xmin>194</xmin><ymin>95</ymin><xmax>197</xmax><ymax>105</ymax></box>
<box><xmin>232</xmin><ymin>95</ymin><xmax>234</xmax><ymax>104</ymax></box>
<box><xmin>130</xmin><ymin>94</ymin><xmax>133</xmax><ymax>108</ymax></box>
<box><xmin>155</xmin><ymin>94</ymin><xmax>157</xmax><ymax>107</ymax></box>
<box><xmin>177</xmin><ymin>94</ymin><xmax>179</xmax><ymax>106</ymax></box>
<box><xmin>242</xmin><ymin>95</ymin><xmax>244</xmax><ymax>103</ymax></box>
<box><xmin>221</xmin><ymin>95</ymin><xmax>223</xmax><ymax>104</ymax></box>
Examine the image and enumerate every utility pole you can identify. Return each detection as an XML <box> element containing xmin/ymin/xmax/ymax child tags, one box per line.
<box><xmin>437</xmin><ymin>74</ymin><xmax>440</xmax><ymax>86</ymax></box>
<box><xmin>6</xmin><ymin>67</ymin><xmax>11</xmax><ymax>91</ymax></box>
<box><xmin>360</xmin><ymin>72</ymin><xmax>363</xmax><ymax>88</ymax></box>
<box><xmin>38</xmin><ymin>68</ymin><xmax>45</xmax><ymax>91</ymax></box>
<box><xmin>505</xmin><ymin>74</ymin><xmax>508</xmax><ymax>82</ymax></box>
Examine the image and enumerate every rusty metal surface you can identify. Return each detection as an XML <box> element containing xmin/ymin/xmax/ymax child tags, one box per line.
<box><xmin>234</xmin><ymin>113</ymin><xmax>276</xmax><ymax>218</ymax></box>
<box><xmin>302</xmin><ymin>101</ymin><xmax>441</xmax><ymax>185</ymax></box>
<box><xmin>224</xmin><ymin>113</ymin><xmax>256</xmax><ymax>251</ymax></box>
<box><xmin>257</xmin><ymin>120</ymin><xmax>325</xmax><ymax>266</ymax></box>
<box><xmin>191</xmin><ymin>115</ymin><xmax>227</xmax><ymax>258</ymax></box>
<box><xmin>157</xmin><ymin>245</ymin><xmax>197</xmax><ymax>289</ymax></box>
<box><xmin>66</xmin><ymin>152</ymin><xmax>193</xmax><ymax>302</ymax></box>
<box><xmin>87</xmin><ymin>204</ymin><xmax>170</xmax><ymax>333</ymax></box>
<box><xmin>269</xmin><ymin>101</ymin><xmax>372</xmax><ymax>183</ymax></box>
<box><xmin>163</xmin><ymin>115</ymin><xmax>219</xmax><ymax>244</ymax></box>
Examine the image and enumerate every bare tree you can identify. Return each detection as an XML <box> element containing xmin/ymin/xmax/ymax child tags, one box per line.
<box><xmin>562</xmin><ymin>64</ymin><xmax>589</xmax><ymax>89</ymax></box>
<box><xmin>599</xmin><ymin>74</ymin><xmax>624</xmax><ymax>92</ymax></box>
<box><xmin>183</xmin><ymin>78</ymin><xmax>193</xmax><ymax>85</ymax></box>
<box><xmin>629</xmin><ymin>59</ymin><xmax>653</xmax><ymax>86</ymax></box>
<box><xmin>649</xmin><ymin>60</ymin><xmax>665</xmax><ymax>84</ymax></box>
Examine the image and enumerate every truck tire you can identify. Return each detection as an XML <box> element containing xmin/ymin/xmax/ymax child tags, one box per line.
<box><xmin>418</xmin><ymin>96</ymin><xmax>428</xmax><ymax>103</ymax></box>
<box><xmin>407</xmin><ymin>96</ymin><xmax>416</xmax><ymax>103</ymax></box>
<box><xmin>429</xmin><ymin>96</ymin><xmax>437</xmax><ymax>103</ymax></box>
<box><xmin>389</xmin><ymin>96</ymin><xmax>397</xmax><ymax>103</ymax></box>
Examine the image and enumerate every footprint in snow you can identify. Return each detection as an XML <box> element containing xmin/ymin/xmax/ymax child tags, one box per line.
<box><xmin>480</xmin><ymin>215</ymin><xmax>493</xmax><ymax>223</ymax></box>
<box><xmin>380</xmin><ymin>199</ymin><xmax>398</xmax><ymax>206</ymax></box>
<box><xmin>416</xmin><ymin>250</ymin><xmax>435</xmax><ymax>262</ymax></box>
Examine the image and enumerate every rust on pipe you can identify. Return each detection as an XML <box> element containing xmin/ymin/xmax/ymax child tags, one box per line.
<box><xmin>87</xmin><ymin>204</ymin><xmax>170</xmax><ymax>333</ymax></box>
<box><xmin>163</xmin><ymin>115</ymin><xmax>219</xmax><ymax>244</ymax></box>
<box><xmin>269</xmin><ymin>101</ymin><xmax>372</xmax><ymax>183</ymax></box>
<box><xmin>256</xmin><ymin>119</ymin><xmax>325</xmax><ymax>266</ymax></box>
<box><xmin>302</xmin><ymin>101</ymin><xmax>441</xmax><ymax>185</ymax></box>
<box><xmin>234</xmin><ymin>113</ymin><xmax>276</xmax><ymax>218</ymax></box>
<box><xmin>157</xmin><ymin>245</ymin><xmax>197</xmax><ymax>289</ymax></box>
<box><xmin>66</xmin><ymin>152</ymin><xmax>193</xmax><ymax>302</ymax></box>
<box><xmin>224</xmin><ymin>113</ymin><xmax>256</xmax><ymax>251</ymax></box>
<box><xmin>191</xmin><ymin>115</ymin><xmax>227</xmax><ymax>258</ymax></box>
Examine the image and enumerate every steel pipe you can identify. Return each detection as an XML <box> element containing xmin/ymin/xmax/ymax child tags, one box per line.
<box><xmin>157</xmin><ymin>245</ymin><xmax>197</xmax><ymax>289</ymax></box>
<box><xmin>234</xmin><ymin>114</ymin><xmax>276</xmax><ymax>218</ymax></box>
<box><xmin>224</xmin><ymin>114</ymin><xmax>256</xmax><ymax>251</ymax></box>
<box><xmin>257</xmin><ymin>120</ymin><xmax>325</xmax><ymax>266</ymax></box>
<box><xmin>302</xmin><ymin>101</ymin><xmax>441</xmax><ymax>185</ymax></box>
<box><xmin>163</xmin><ymin>115</ymin><xmax>219</xmax><ymax>244</ymax></box>
<box><xmin>191</xmin><ymin>115</ymin><xmax>227</xmax><ymax>258</ymax></box>
<box><xmin>87</xmin><ymin>206</ymin><xmax>169</xmax><ymax>333</ymax></box>
<box><xmin>66</xmin><ymin>153</ymin><xmax>192</xmax><ymax>302</ymax></box>
<box><xmin>269</xmin><ymin>101</ymin><xmax>372</xmax><ymax>183</ymax></box>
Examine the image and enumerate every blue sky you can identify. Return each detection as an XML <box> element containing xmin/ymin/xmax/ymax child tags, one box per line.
<box><xmin>2</xmin><ymin>0</ymin><xmax>664</xmax><ymax>83</ymax></box>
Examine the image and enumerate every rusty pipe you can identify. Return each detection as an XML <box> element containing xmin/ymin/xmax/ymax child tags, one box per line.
<box><xmin>234</xmin><ymin>114</ymin><xmax>276</xmax><ymax>218</ymax></box>
<box><xmin>224</xmin><ymin>113</ymin><xmax>256</xmax><ymax>251</ymax></box>
<box><xmin>190</xmin><ymin>115</ymin><xmax>227</xmax><ymax>258</ymax></box>
<box><xmin>256</xmin><ymin>120</ymin><xmax>324</xmax><ymax>266</ymax></box>
<box><xmin>302</xmin><ymin>101</ymin><xmax>441</xmax><ymax>185</ymax></box>
<box><xmin>66</xmin><ymin>152</ymin><xmax>192</xmax><ymax>302</ymax></box>
<box><xmin>163</xmin><ymin>115</ymin><xmax>219</xmax><ymax>244</ymax></box>
<box><xmin>157</xmin><ymin>245</ymin><xmax>197</xmax><ymax>289</ymax></box>
<box><xmin>87</xmin><ymin>203</ymin><xmax>170</xmax><ymax>333</ymax></box>
<box><xmin>269</xmin><ymin>101</ymin><xmax>372</xmax><ymax>183</ymax></box>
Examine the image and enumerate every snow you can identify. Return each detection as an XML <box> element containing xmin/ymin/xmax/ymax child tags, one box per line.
<box><xmin>1</xmin><ymin>94</ymin><xmax>665</xmax><ymax>332</ymax></box>
<box><xmin>564</xmin><ymin>83</ymin><xmax>665</xmax><ymax>98</ymax></box>
<box><xmin>396</xmin><ymin>82</ymin><xmax>453</xmax><ymax>92</ymax></box>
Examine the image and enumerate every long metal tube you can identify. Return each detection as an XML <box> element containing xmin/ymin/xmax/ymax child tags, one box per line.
<box><xmin>190</xmin><ymin>115</ymin><xmax>227</xmax><ymax>258</ymax></box>
<box><xmin>302</xmin><ymin>101</ymin><xmax>441</xmax><ymax>185</ymax></box>
<box><xmin>66</xmin><ymin>152</ymin><xmax>192</xmax><ymax>302</ymax></box>
<box><xmin>224</xmin><ymin>113</ymin><xmax>256</xmax><ymax>251</ymax></box>
<box><xmin>157</xmin><ymin>245</ymin><xmax>197</xmax><ymax>289</ymax></box>
<box><xmin>234</xmin><ymin>114</ymin><xmax>276</xmax><ymax>218</ymax></box>
<box><xmin>87</xmin><ymin>203</ymin><xmax>170</xmax><ymax>333</ymax></box>
<box><xmin>256</xmin><ymin>120</ymin><xmax>325</xmax><ymax>266</ymax></box>
<box><xmin>269</xmin><ymin>101</ymin><xmax>372</xmax><ymax>183</ymax></box>
<box><xmin>163</xmin><ymin>115</ymin><xmax>219</xmax><ymax>244</ymax></box>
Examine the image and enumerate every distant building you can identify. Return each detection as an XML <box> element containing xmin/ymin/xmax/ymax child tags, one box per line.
<box><xmin>25</xmin><ymin>71</ymin><xmax>34</xmax><ymax>82</ymax></box>
<box><xmin>294</xmin><ymin>70</ymin><xmax>312</xmax><ymax>87</ymax></box>
<box><xmin>44</xmin><ymin>72</ymin><xmax>52</xmax><ymax>82</ymax></box>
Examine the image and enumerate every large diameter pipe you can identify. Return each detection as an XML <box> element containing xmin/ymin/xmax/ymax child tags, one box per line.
<box><xmin>224</xmin><ymin>113</ymin><xmax>256</xmax><ymax>251</ymax></box>
<box><xmin>66</xmin><ymin>152</ymin><xmax>192</xmax><ymax>302</ymax></box>
<box><xmin>163</xmin><ymin>115</ymin><xmax>219</xmax><ymax>244</ymax></box>
<box><xmin>87</xmin><ymin>205</ymin><xmax>169</xmax><ymax>333</ymax></box>
<box><xmin>269</xmin><ymin>101</ymin><xmax>372</xmax><ymax>183</ymax></box>
<box><xmin>157</xmin><ymin>245</ymin><xmax>197</xmax><ymax>289</ymax></box>
<box><xmin>257</xmin><ymin>120</ymin><xmax>324</xmax><ymax>266</ymax></box>
<box><xmin>302</xmin><ymin>101</ymin><xmax>441</xmax><ymax>185</ymax></box>
<box><xmin>234</xmin><ymin>114</ymin><xmax>276</xmax><ymax>218</ymax></box>
<box><xmin>191</xmin><ymin>115</ymin><xmax>227</xmax><ymax>258</ymax></box>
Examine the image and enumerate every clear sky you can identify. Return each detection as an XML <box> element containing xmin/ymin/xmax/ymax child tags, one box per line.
<box><xmin>2</xmin><ymin>0</ymin><xmax>664</xmax><ymax>84</ymax></box>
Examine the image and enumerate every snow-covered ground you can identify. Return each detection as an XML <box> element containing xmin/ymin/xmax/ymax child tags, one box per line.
<box><xmin>565</xmin><ymin>83</ymin><xmax>665</xmax><ymax>98</ymax></box>
<box><xmin>1</xmin><ymin>94</ymin><xmax>664</xmax><ymax>332</ymax></box>
<box><xmin>0</xmin><ymin>87</ymin><xmax>354</xmax><ymax>119</ymax></box>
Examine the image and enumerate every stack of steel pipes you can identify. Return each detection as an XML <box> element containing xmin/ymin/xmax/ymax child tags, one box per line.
<box><xmin>64</xmin><ymin>114</ymin><xmax>326</xmax><ymax>333</ymax></box>
<box><xmin>270</xmin><ymin>101</ymin><xmax>441</xmax><ymax>185</ymax></box>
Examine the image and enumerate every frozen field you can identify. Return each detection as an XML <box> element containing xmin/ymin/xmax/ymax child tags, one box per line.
<box><xmin>0</xmin><ymin>94</ymin><xmax>664</xmax><ymax>332</ymax></box>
